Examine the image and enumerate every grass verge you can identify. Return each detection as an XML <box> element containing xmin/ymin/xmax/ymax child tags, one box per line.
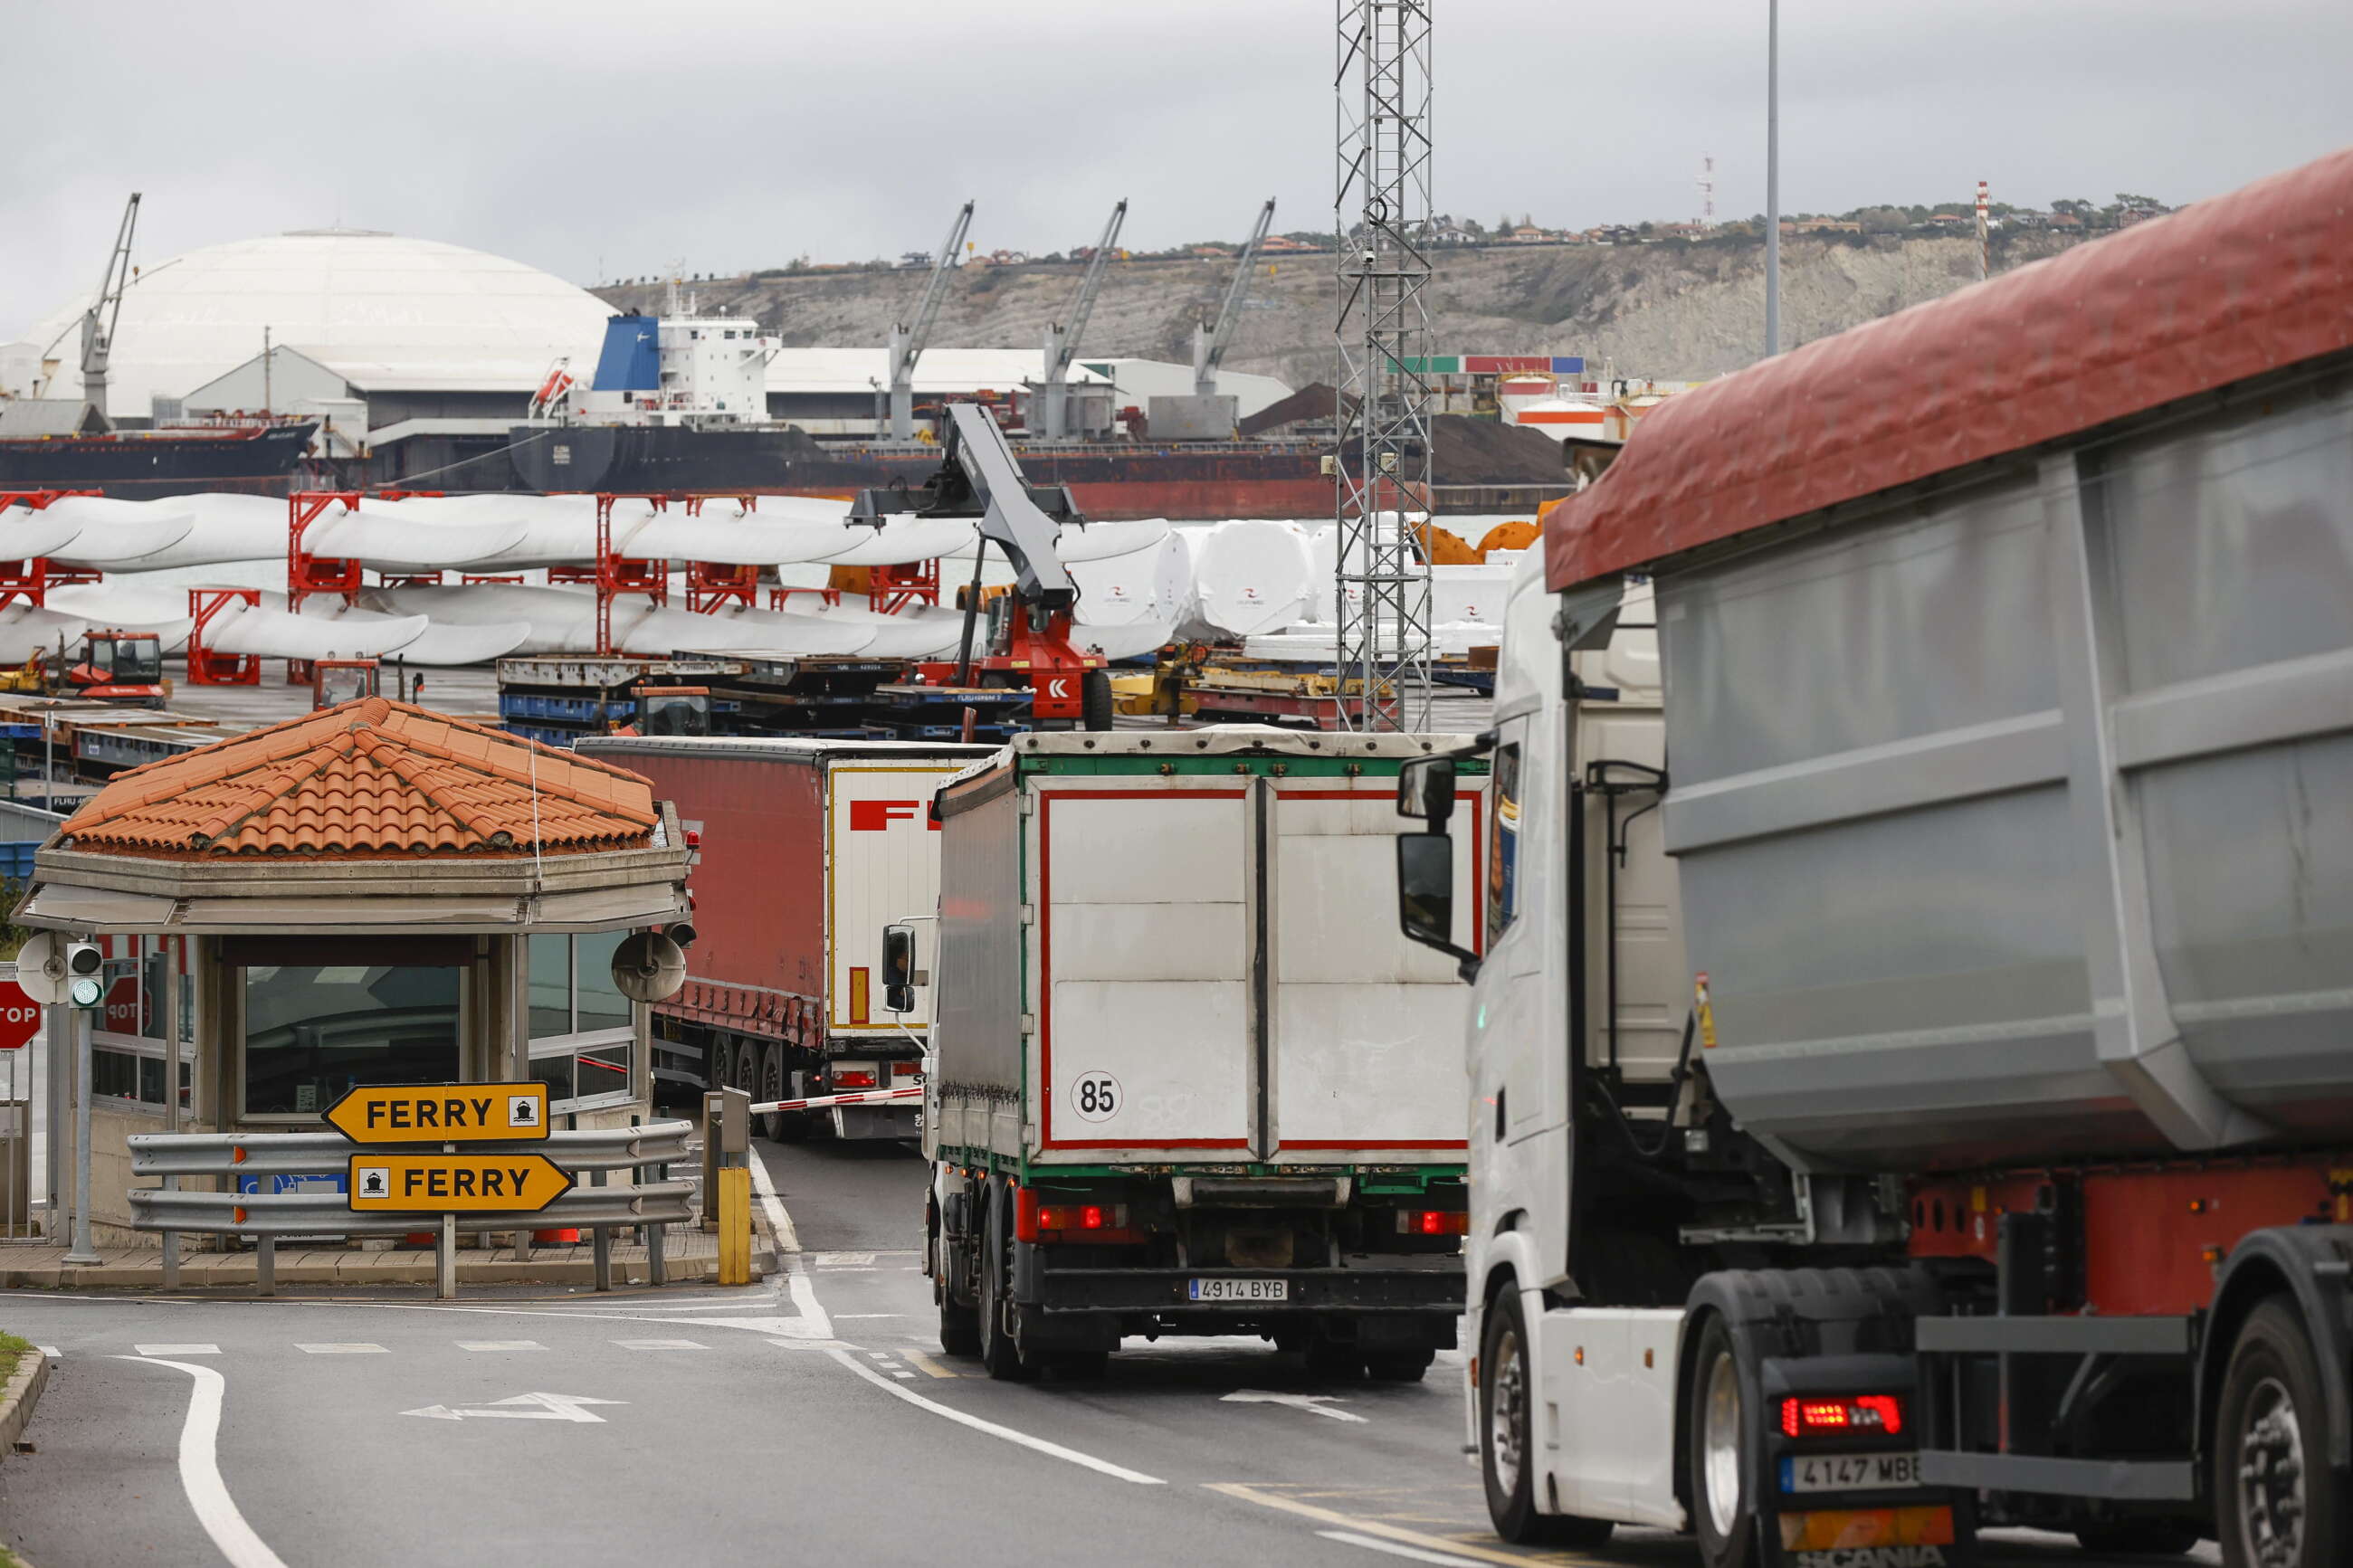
<box><xmin>0</xmin><ymin>1329</ymin><xmax>27</xmax><ymax>1385</ymax></box>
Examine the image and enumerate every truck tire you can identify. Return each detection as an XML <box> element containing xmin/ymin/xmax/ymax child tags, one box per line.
<box><xmin>977</xmin><ymin>1191</ymin><xmax>1035</xmax><ymax>1383</ymax></box>
<box><xmin>939</xmin><ymin>1293</ymin><xmax>982</xmax><ymax>1358</ymax></box>
<box><xmin>1081</xmin><ymin>669</ymin><xmax>1115</xmax><ymax>732</ymax></box>
<box><xmin>1480</xmin><ymin>1290</ymin><xmax>1615</xmax><ymax>1548</ymax></box>
<box><xmin>2215</xmin><ymin>1297</ymin><xmax>2343</xmax><ymax>1568</ymax></box>
<box><xmin>1688</xmin><ymin>1315</ymin><xmax>1758</xmax><ymax>1568</ymax></box>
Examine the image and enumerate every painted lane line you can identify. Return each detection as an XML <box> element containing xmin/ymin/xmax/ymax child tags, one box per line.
<box><xmin>824</xmin><ymin>1346</ymin><xmax>1163</xmax><ymax>1486</ymax></box>
<box><xmin>834</xmin><ymin>1313</ymin><xmax>906</xmax><ymax>1319</ymax></box>
<box><xmin>784</xmin><ymin>1267</ymin><xmax>834</xmax><ymax>1341</ymax></box>
<box><xmin>122</xmin><ymin>1357</ymin><xmax>291</xmax><ymax>1568</ymax></box>
<box><xmin>612</xmin><ymin>1338</ymin><xmax>708</xmax><ymax>1351</ymax></box>
<box><xmin>1222</xmin><ymin>1389</ymin><xmax>1367</xmax><ymax>1422</ymax></box>
<box><xmin>814</xmin><ymin>1251</ymin><xmax>877</xmax><ymax>1266</ymax></box>
<box><xmin>868</xmin><ymin>1351</ymin><xmax>893</xmax><ymax>1361</ymax></box>
<box><xmin>456</xmin><ymin>1341</ymin><xmax>546</xmax><ymax>1352</ymax></box>
<box><xmin>1317</xmin><ymin>1530</ymin><xmax>1486</xmax><ymax>1567</ymax></box>
<box><xmin>748</xmin><ymin>1149</ymin><xmax>800</xmax><ymax>1254</ymax></box>
<box><xmin>404</xmin><ymin>1392</ymin><xmax>624</xmax><ymax>1423</ymax></box>
<box><xmin>899</xmin><ymin>1350</ymin><xmax>962</xmax><ymax>1380</ymax></box>
<box><xmin>1203</xmin><ymin>1484</ymin><xmax>1616</xmax><ymax>1568</ymax></box>
<box><xmin>136</xmin><ymin>1344</ymin><xmax>220</xmax><ymax>1356</ymax></box>
<box><xmin>295</xmin><ymin>1344</ymin><xmax>387</xmax><ymax>1354</ymax></box>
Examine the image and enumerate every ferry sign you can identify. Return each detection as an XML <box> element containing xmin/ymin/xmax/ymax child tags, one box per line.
<box><xmin>325</xmin><ymin>1083</ymin><xmax>549</xmax><ymax>1145</ymax></box>
<box><xmin>346</xmin><ymin>1153</ymin><xmax>574</xmax><ymax>1213</ymax></box>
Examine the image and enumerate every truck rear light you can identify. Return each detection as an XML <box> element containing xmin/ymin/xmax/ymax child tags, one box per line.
<box><xmin>833</xmin><ymin>1070</ymin><xmax>878</xmax><ymax>1089</ymax></box>
<box><xmin>892</xmin><ymin>1060</ymin><xmax>924</xmax><ymax>1077</ymax></box>
<box><xmin>1781</xmin><ymin>1394</ymin><xmax>1904</xmax><ymax>1440</ymax></box>
<box><xmin>1400</xmin><ymin>1209</ymin><xmax>1470</xmax><ymax>1236</ymax></box>
<box><xmin>1035</xmin><ymin>1203</ymin><xmax>1125</xmax><ymax>1231</ymax></box>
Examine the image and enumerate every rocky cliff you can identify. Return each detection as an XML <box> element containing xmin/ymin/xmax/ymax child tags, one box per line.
<box><xmin>594</xmin><ymin>230</ymin><xmax>2087</xmax><ymax>388</ymax></box>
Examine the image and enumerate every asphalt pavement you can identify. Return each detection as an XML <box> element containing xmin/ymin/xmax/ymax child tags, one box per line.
<box><xmin>0</xmin><ymin>1133</ymin><xmax>2221</xmax><ymax>1567</ymax></box>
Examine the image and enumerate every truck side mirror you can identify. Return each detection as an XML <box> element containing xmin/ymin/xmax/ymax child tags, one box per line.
<box><xmin>881</xmin><ymin>923</ymin><xmax>916</xmax><ymax>1014</ymax></box>
<box><xmin>1396</xmin><ymin>755</ymin><xmax>1456</xmax><ymax>827</ymax></box>
<box><xmin>1396</xmin><ymin>832</ymin><xmax>1480</xmax><ymax>978</ymax></box>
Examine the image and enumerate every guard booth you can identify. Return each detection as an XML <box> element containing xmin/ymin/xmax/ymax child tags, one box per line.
<box><xmin>14</xmin><ymin>696</ymin><xmax>691</xmax><ymax>1246</ymax></box>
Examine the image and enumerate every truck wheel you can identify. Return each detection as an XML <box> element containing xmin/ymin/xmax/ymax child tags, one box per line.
<box><xmin>938</xmin><ymin>1293</ymin><xmax>982</xmax><ymax>1358</ymax></box>
<box><xmin>1366</xmin><ymin>1349</ymin><xmax>1435</xmax><ymax>1383</ymax></box>
<box><xmin>1688</xmin><ymin>1315</ymin><xmax>1758</xmax><ymax>1568</ymax></box>
<box><xmin>2215</xmin><ymin>1297</ymin><xmax>2343</xmax><ymax>1568</ymax></box>
<box><xmin>1481</xmin><ymin>1291</ymin><xmax>1615</xmax><ymax>1548</ymax></box>
<box><xmin>1081</xmin><ymin>669</ymin><xmax>1115</xmax><ymax>731</ymax></box>
<box><xmin>977</xmin><ymin>1192</ymin><xmax>1035</xmax><ymax>1383</ymax></box>
<box><xmin>2072</xmin><ymin>1523</ymin><xmax>2198</xmax><ymax>1555</ymax></box>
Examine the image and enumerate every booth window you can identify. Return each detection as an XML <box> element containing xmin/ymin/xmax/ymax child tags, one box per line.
<box><xmin>91</xmin><ymin>936</ymin><xmax>191</xmax><ymax>1112</ymax></box>
<box><xmin>236</xmin><ymin>937</ymin><xmax>465</xmax><ymax>1118</ymax></box>
<box><xmin>527</xmin><ymin>931</ymin><xmax>634</xmax><ymax>1111</ymax></box>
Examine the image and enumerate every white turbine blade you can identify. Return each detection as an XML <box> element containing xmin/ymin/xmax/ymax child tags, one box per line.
<box><xmin>0</xmin><ymin>508</ymin><xmax>88</xmax><ymax>561</ymax></box>
<box><xmin>821</xmin><ymin>518</ymin><xmax>976</xmax><ymax>567</ymax></box>
<box><xmin>0</xmin><ymin>606</ymin><xmax>92</xmax><ymax>662</ymax></box>
<box><xmin>308</xmin><ymin>506</ymin><xmax>532</xmax><ymax>571</ymax></box>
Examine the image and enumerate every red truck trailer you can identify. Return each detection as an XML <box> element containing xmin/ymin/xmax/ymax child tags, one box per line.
<box><xmin>578</xmin><ymin>736</ymin><xmax>994</xmax><ymax>1140</ymax></box>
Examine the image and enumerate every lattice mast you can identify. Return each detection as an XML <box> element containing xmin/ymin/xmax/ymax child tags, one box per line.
<box><xmin>1332</xmin><ymin>0</ymin><xmax>1435</xmax><ymax>731</ymax></box>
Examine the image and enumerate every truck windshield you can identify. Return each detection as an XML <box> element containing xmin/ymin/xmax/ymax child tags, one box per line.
<box><xmin>101</xmin><ymin>639</ymin><xmax>162</xmax><ymax>681</ymax></box>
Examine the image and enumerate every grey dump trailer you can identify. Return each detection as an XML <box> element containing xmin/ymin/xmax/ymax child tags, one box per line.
<box><xmin>1396</xmin><ymin>148</ymin><xmax>2353</xmax><ymax>1568</ymax></box>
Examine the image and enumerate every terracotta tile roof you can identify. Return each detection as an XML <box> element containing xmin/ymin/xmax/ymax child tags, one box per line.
<box><xmin>58</xmin><ymin>698</ymin><xmax>661</xmax><ymax>860</ymax></box>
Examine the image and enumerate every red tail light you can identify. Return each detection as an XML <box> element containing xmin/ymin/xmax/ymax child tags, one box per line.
<box><xmin>832</xmin><ymin>1070</ymin><xmax>878</xmax><ymax>1089</ymax></box>
<box><xmin>1399</xmin><ymin>1209</ymin><xmax>1470</xmax><ymax>1236</ymax></box>
<box><xmin>1782</xmin><ymin>1393</ymin><xmax>1904</xmax><ymax>1439</ymax></box>
<box><xmin>1036</xmin><ymin>1203</ymin><xmax>1123</xmax><ymax>1231</ymax></box>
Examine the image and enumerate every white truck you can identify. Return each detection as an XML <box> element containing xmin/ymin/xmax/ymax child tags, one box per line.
<box><xmin>1395</xmin><ymin>151</ymin><xmax>2353</xmax><ymax>1568</ymax></box>
<box><xmin>912</xmin><ymin>729</ymin><xmax>1486</xmax><ymax>1380</ymax></box>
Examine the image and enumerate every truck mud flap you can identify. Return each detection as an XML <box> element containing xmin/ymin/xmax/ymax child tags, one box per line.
<box><xmin>1028</xmin><ymin>1265</ymin><xmax>1464</xmax><ymax>1315</ymax></box>
<box><xmin>1690</xmin><ymin>1269</ymin><xmax>1978</xmax><ymax>1568</ymax></box>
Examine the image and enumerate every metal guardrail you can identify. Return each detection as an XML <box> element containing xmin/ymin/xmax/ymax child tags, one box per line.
<box><xmin>126</xmin><ymin>1122</ymin><xmax>694</xmax><ymax>1177</ymax></box>
<box><xmin>128</xmin><ymin>1180</ymin><xmax>694</xmax><ymax>1236</ymax></box>
<box><xmin>121</xmin><ymin>1119</ymin><xmax>701</xmax><ymax>1297</ymax></box>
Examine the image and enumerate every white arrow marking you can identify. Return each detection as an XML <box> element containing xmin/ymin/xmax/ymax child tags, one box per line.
<box><xmin>1221</xmin><ymin>1390</ymin><xmax>1367</xmax><ymax>1422</ymax></box>
<box><xmin>401</xmin><ymin>1392</ymin><xmax>625</xmax><ymax>1423</ymax></box>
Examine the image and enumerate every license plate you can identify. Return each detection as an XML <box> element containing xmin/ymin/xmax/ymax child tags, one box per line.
<box><xmin>1780</xmin><ymin>1452</ymin><xmax>1922</xmax><ymax>1493</ymax></box>
<box><xmin>1187</xmin><ymin>1277</ymin><xmax>1288</xmax><ymax>1302</ymax></box>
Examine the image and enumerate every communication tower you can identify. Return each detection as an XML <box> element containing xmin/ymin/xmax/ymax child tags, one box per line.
<box><xmin>1332</xmin><ymin>0</ymin><xmax>1435</xmax><ymax>731</ymax></box>
<box><xmin>1699</xmin><ymin>156</ymin><xmax>1716</xmax><ymax>226</ymax></box>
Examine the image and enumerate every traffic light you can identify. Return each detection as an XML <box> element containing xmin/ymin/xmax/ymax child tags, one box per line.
<box><xmin>64</xmin><ymin>941</ymin><xmax>103</xmax><ymax>1011</ymax></box>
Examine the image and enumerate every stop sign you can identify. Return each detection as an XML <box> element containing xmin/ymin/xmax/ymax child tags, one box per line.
<box><xmin>102</xmin><ymin>974</ymin><xmax>142</xmax><ymax>1036</ymax></box>
<box><xmin>0</xmin><ymin>980</ymin><xmax>39</xmax><ymax>1050</ymax></box>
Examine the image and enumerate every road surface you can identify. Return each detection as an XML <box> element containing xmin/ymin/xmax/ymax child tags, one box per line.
<box><xmin>0</xmin><ymin>1135</ymin><xmax>2219</xmax><ymax>1567</ymax></box>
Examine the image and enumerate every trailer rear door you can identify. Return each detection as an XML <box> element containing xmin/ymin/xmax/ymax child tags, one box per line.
<box><xmin>1032</xmin><ymin>778</ymin><xmax>1257</xmax><ymax>1156</ymax></box>
<box><xmin>1264</xmin><ymin>778</ymin><xmax>1482</xmax><ymax>1162</ymax></box>
<box><xmin>827</xmin><ymin>761</ymin><xmax>967</xmax><ymax>1039</ymax></box>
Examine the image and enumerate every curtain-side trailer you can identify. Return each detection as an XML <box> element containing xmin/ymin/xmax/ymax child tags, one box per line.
<box><xmin>920</xmin><ymin>729</ymin><xmax>1487</xmax><ymax>1380</ymax></box>
<box><xmin>579</xmin><ymin>736</ymin><xmax>993</xmax><ymax>1140</ymax></box>
<box><xmin>1395</xmin><ymin>150</ymin><xmax>2353</xmax><ymax>1568</ymax></box>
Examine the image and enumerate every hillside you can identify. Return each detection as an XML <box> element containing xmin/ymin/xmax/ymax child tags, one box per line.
<box><xmin>594</xmin><ymin>229</ymin><xmax>2088</xmax><ymax>387</ymax></box>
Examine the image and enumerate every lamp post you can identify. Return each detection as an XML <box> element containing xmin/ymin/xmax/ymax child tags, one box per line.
<box><xmin>1766</xmin><ymin>0</ymin><xmax>1781</xmax><ymax>358</ymax></box>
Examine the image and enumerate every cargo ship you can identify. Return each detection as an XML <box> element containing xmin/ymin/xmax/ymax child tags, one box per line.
<box><xmin>0</xmin><ymin>411</ymin><xmax>318</xmax><ymax>499</ymax></box>
<box><xmin>509</xmin><ymin>309</ymin><xmax>1565</xmax><ymax>519</ymax></box>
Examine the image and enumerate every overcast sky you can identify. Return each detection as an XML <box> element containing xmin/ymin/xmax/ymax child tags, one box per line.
<box><xmin>5</xmin><ymin>0</ymin><xmax>2348</xmax><ymax>336</ymax></box>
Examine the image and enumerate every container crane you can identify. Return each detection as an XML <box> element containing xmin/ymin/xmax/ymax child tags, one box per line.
<box><xmin>1192</xmin><ymin>197</ymin><xmax>1273</xmax><ymax>397</ymax></box>
<box><xmin>1037</xmin><ymin>198</ymin><xmax>1126</xmax><ymax>442</ymax></box>
<box><xmin>885</xmin><ymin>201</ymin><xmax>975</xmax><ymax>442</ymax></box>
<box><xmin>849</xmin><ymin>402</ymin><xmax>1110</xmax><ymax>729</ymax></box>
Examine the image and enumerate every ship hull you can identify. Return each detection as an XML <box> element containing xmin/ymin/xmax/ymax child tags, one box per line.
<box><xmin>511</xmin><ymin>423</ymin><xmax>1336</xmax><ymax>521</ymax></box>
<box><xmin>0</xmin><ymin>422</ymin><xmax>316</xmax><ymax>499</ymax></box>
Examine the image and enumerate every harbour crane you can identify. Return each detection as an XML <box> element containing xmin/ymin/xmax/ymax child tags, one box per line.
<box><xmin>32</xmin><ymin>192</ymin><xmax>141</xmax><ymax>421</ymax></box>
<box><xmin>849</xmin><ymin>402</ymin><xmax>1110</xmax><ymax>729</ymax></box>
<box><xmin>885</xmin><ymin>200</ymin><xmax>975</xmax><ymax>442</ymax></box>
<box><xmin>1192</xmin><ymin>197</ymin><xmax>1274</xmax><ymax>397</ymax></box>
<box><xmin>1037</xmin><ymin>198</ymin><xmax>1126</xmax><ymax>442</ymax></box>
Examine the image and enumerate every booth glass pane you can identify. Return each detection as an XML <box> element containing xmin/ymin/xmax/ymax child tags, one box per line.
<box><xmin>575</xmin><ymin>931</ymin><xmax>630</xmax><ymax>1033</ymax></box>
<box><xmin>243</xmin><ymin>965</ymin><xmax>462</xmax><ymax>1117</ymax></box>
<box><xmin>527</xmin><ymin>935</ymin><xmax>572</xmax><ymax>1038</ymax></box>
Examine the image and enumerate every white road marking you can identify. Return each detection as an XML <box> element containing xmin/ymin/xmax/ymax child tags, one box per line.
<box><xmin>296</xmin><ymin>1344</ymin><xmax>387</xmax><ymax>1354</ymax></box>
<box><xmin>1315</xmin><ymin>1530</ymin><xmax>1484</xmax><ymax>1567</ymax></box>
<box><xmin>784</xmin><ymin>1267</ymin><xmax>834</xmax><ymax>1340</ymax></box>
<box><xmin>814</xmin><ymin>1251</ymin><xmax>877</xmax><ymax>1267</ymax></box>
<box><xmin>403</xmin><ymin>1392</ymin><xmax>624</xmax><ymax>1424</ymax></box>
<box><xmin>456</xmin><ymin>1341</ymin><xmax>546</xmax><ymax>1352</ymax></box>
<box><xmin>891</xmin><ymin>1371</ymin><xmax>916</xmax><ymax>1380</ymax></box>
<box><xmin>1222</xmin><ymin>1390</ymin><xmax>1367</xmax><ymax>1423</ymax></box>
<box><xmin>834</xmin><ymin>1313</ymin><xmax>905</xmax><ymax>1319</ymax></box>
<box><xmin>611</xmin><ymin>1338</ymin><xmax>707</xmax><ymax>1351</ymax></box>
<box><xmin>748</xmin><ymin>1150</ymin><xmax>799</xmax><ymax>1253</ymax></box>
<box><xmin>868</xmin><ymin>1351</ymin><xmax>893</xmax><ymax>1361</ymax></box>
<box><xmin>123</xmin><ymin>1357</ymin><xmax>290</xmax><ymax>1568</ymax></box>
<box><xmin>824</xmin><ymin>1346</ymin><xmax>1164</xmax><ymax>1486</ymax></box>
<box><xmin>135</xmin><ymin>1344</ymin><xmax>219</xmax><ymax>1356</ymax></box>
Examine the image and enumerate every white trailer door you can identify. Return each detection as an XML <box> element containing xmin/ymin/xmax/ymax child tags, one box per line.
<box><xmin>827</xmin><ymin>763</ymin><xmax>965</xmax><ymax>1036</ymax></box>
<box><xmin>1264</xmin><ymin>778</ymin><xmax>1483</xmax><ymax>1162</ymax></box>
<box><xmin>1032</xmin><ymin>779</ymin><xmax>1257</xmax><ymax>1158</ymax></box>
